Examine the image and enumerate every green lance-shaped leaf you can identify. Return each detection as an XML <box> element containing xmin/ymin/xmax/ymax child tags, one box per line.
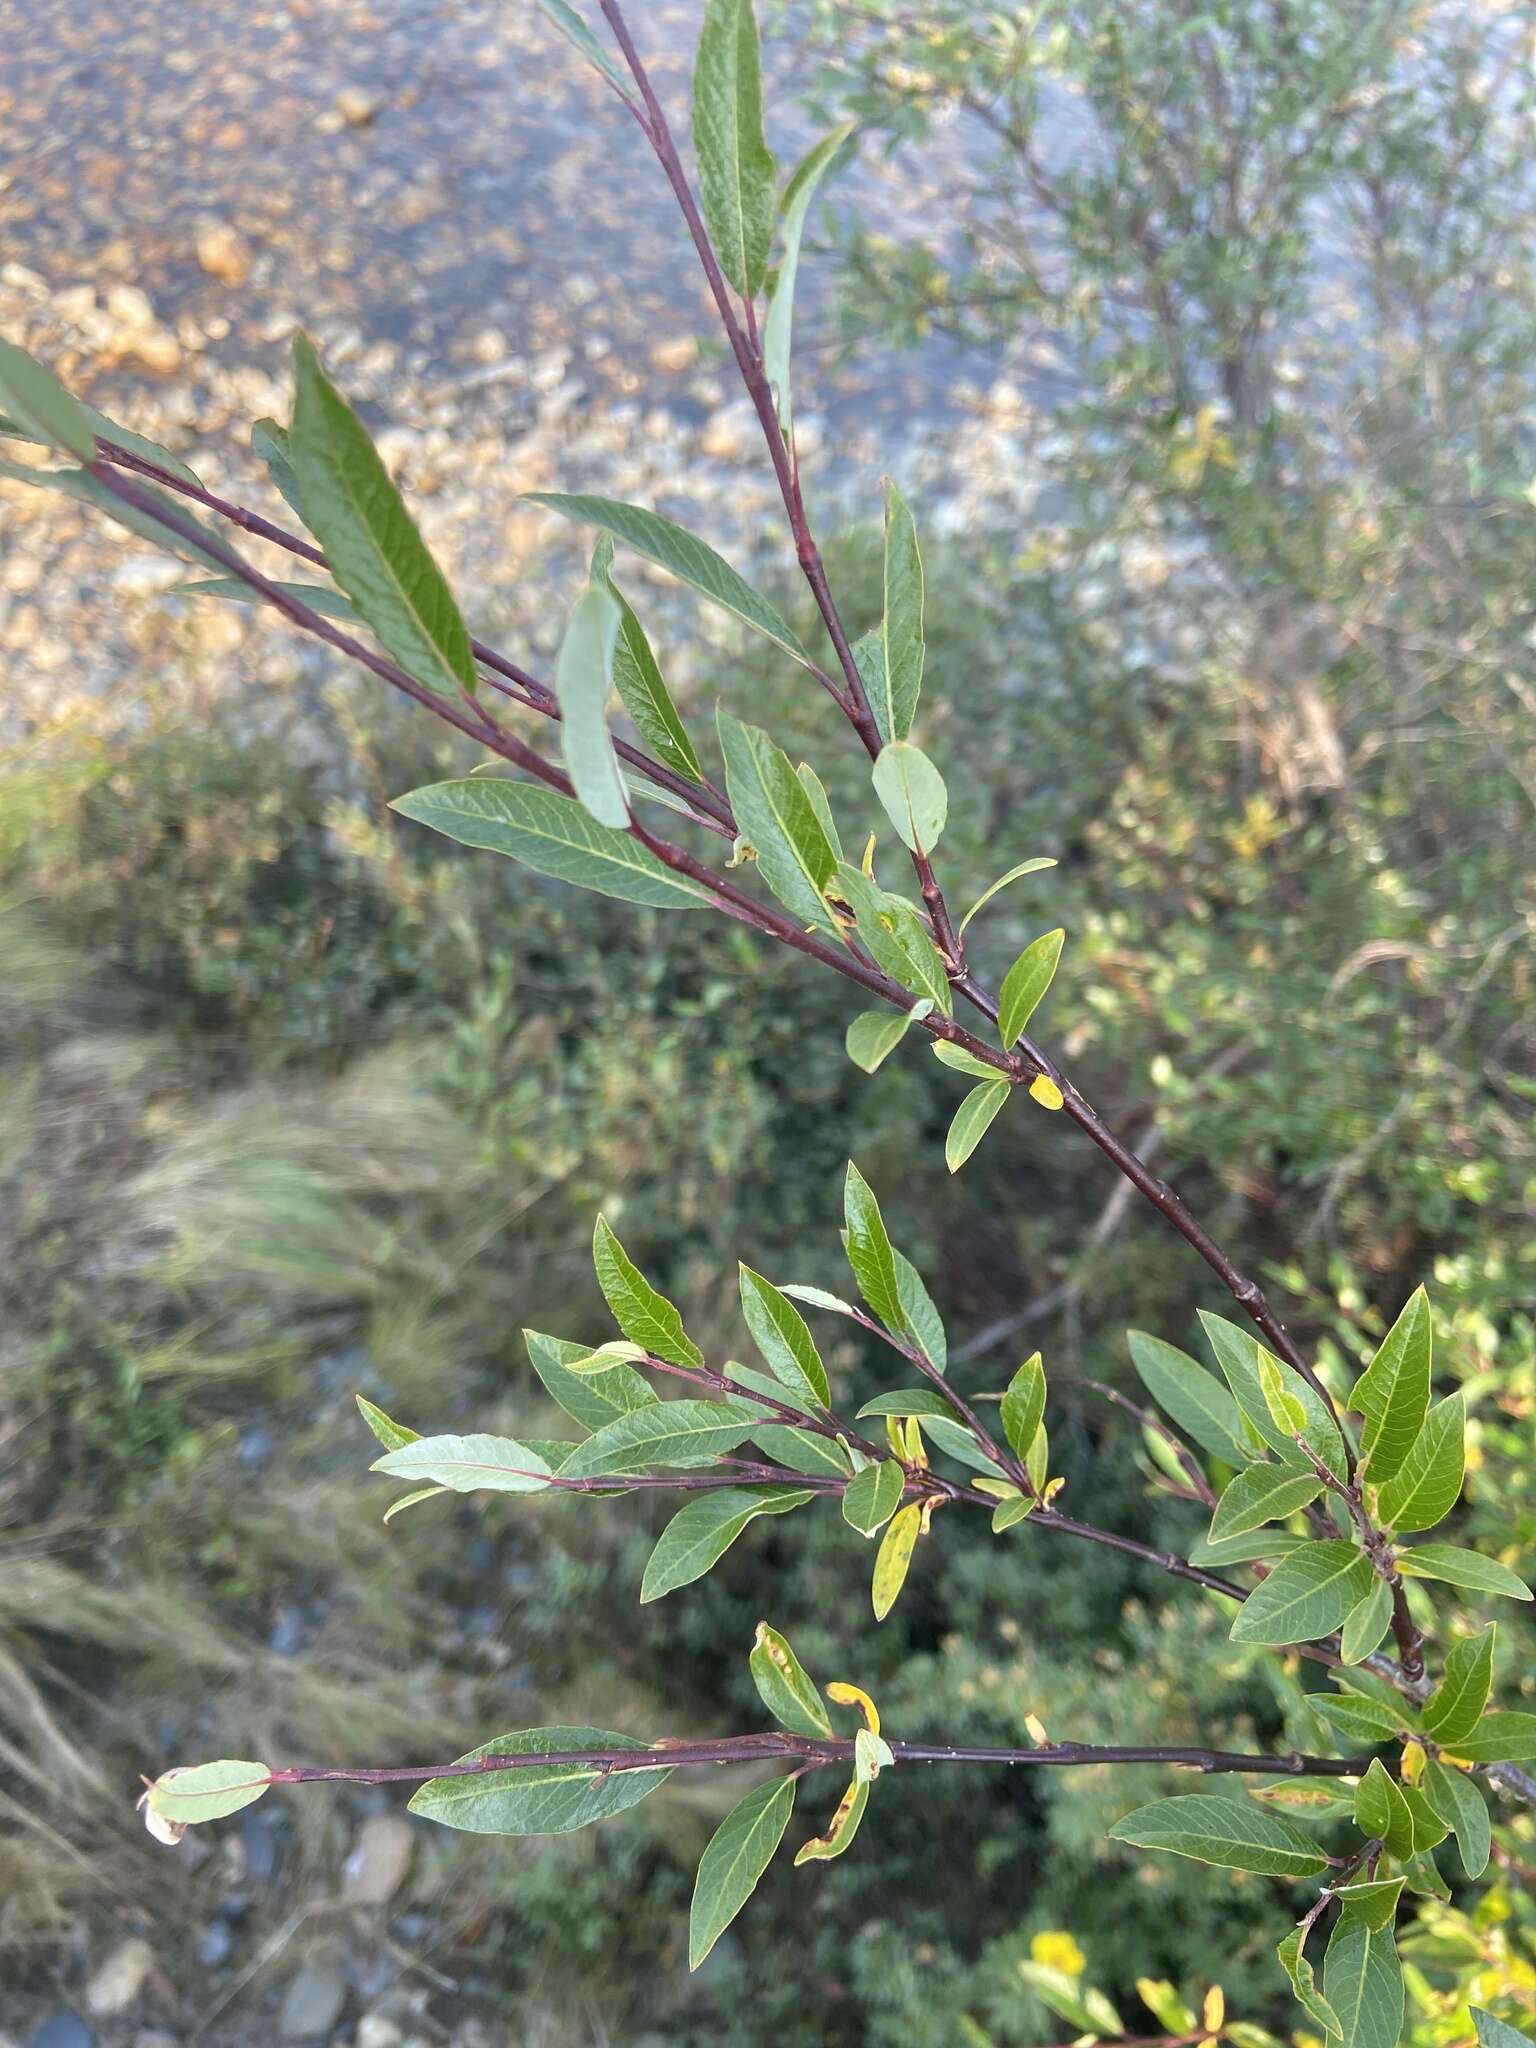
<box><xmin>1323</xmin><ymin>1912</ymin><xmax>1403</xmax><ymax>2048</ymax></box>
<box><xmin>1354</xmin><ymin>1758</ymin><xmax>1416</xmax><ymax>1859</ymax></box>
<box><xmin>958</xmin><ymin>857</ymin><xmax>1058</xmax><ymax>937</ymax></box>
<box><xmin>1207</xmin><ymin>1464</ymin><xmax>1323</xmax><ymax>1546</ymax></box>
<box><xmin>1229</xmin><ymin>1540</ymin><xmax>1375</xmax><ymax>1646</ymax></box>
<box><xmin>843</xmin><ymin>1161</ymin><xmax>904</xmax><ymax>1331</ymax></box>
<box><xmin>51</xmin><ymin>395</ymin><xmax>199</xmax><ymax>486</ymax></box>
<box><xmin>796</xmin><ymin>762</ymin><xmax>843</xmax><ymax>858</ymax></box>
<box><xmin>1474</xmin><ymin>2015</ymin><xmax>1536</xmax><ymax>2048</ymax></box>
<box><xmin>559</xmin><ymin>1397</ymin><xmax>761</xmax><ymax>1479</ymax></box>
<box><xmin>1199</xmin><ymin>1312</ymin><xmax>1347</xmax><ymax>1481</ymax></box>
<box><xmin>794</xmin><ymin>1775</ymin><xmax>869</xmax><ymax>1864</ymax></box>
<box><xmin>1126</xmin><ymin>1330</ymin><xmax>1248</xmax><ymax>1463</ymax></box>
<box><xmin>593</xmin><ymin>1215</ymin><xmax>703</xmax><ymax>1368</ymax></box>
<box><xmin>690</xmin><ymin>1773</ymin><xmax>796</xmax><ymax>1970</ymax></box>
<box><xmin>1001</xmin><ymin>1354</ymin><xmax>1046</xmax><ymax>1465</ymax></box>
<box><xmin>147</xmin><ymin>1760</ymin><xmax>272</xmax><ymax>1827</ymax></box>
<box><xmin>831</xmin><ymin>862</ymin><xmax>953</xmax><ymax>1013</ymax></box>
<box><xmin>1189</xmin><ymin>1529</ymin><xmax>1307</xmax><ymax>1567</ymax></box>
<box><xmin>527</xmin><ymin>492</ymin><xmax>808</xmax><ymax>664</ymax></box>
<box><xmin>390</xmin><ymin>778</ymin><xmax>711</xmax><ymax>910</ymax></box>
<box><xmin>524</xmin><ymin>1327</ymin><xmax>656</xmax><ymax>1434</ymax></box>
<box><xmin>750</xmin><ymin>1622</ymin><xmax>833</xmax><ymax>1738</ymax></box>
<box><xmin>871</xmin><ymin>1500</ymin><xmax>922</xmax><ymax>1619</ymax></box>
<box><xmin>750</xmin><ymin>1422</ymin><xmax>850</xmax><ymax>1479</ymax></box>
<box><xmin>1339</xmin><ymin>1578</ymin><xmax>1394</xmax><ymax>1665</ymax></box>
<box><xmin>251</xmin><ymin>416</ymin><xmax>305</xmax><ymax>517</ymax></box>
<box><xmin>739</xmin><ymin>1265</ymin><xmax>830</xmax><ymax>1407</ymax></box>
<box><xmin>718</xmin><ymin>709</ymin><xmax>840</xmax><ymax>930</ymax></box>
<box><xmin>945</xmin><ymin>1079</ymin><xmax>1011</xmax><ymax>1173</ymax></box>
<box><xmin>872</xmin><ymin>740</ymin><xmax>947</xmax><ymax>854</ymax></box>
<box><xmin>534</xmin><ymin>0</ymin><xmax>631</xmax><ymax>94</ymax></box>
<box><xmin>998</xmin><ymin>928</ymin><xmax>1065</xmax><ymax>1050</ymax></box>
<box><xmin>872</xmin><ymin>481</ymin><xmax>924</xmax><ymax>744</ymax></box>
<box><xmin>641</xmin><ymin>1486</ymin><xmax>813</xmax><ymax>1603</ymax></box>
<box><xmin>855</xmin><ymin>1389</ymin><xmax>958</xmax><ymax>1422</ymax></box>
<box><xmin>1308</xmin><ymin>1692</ymin><xmax>1408</xmax><ymax>1745</ymax></box>
<box><xmin>554</xmin><ymin>577</ymin><xmax>627</xmax><ymax>827</ymax></box>
<box><xmin>1257</xmin><ymin>1348</ymin><xmax>1308</xmax><ymax>1437</ymax></box>
<box><xmin>174</xmin><ymin>575</ymin><xmax>357</xmax><ymax>620</ymax></box>
<box><xmin>584</xmin><ymin>539</ymin><xmax>706</xmax><ymax>785</ymax></box>
<box><xmin>1401</xmin><ymin>1783</ymin><xmax>1449</xmax><ymax>1852</ymax></box>
<box><xmin>372</xmin><ymin>1433</ymin><xmax>553</xmax><ymax>1495</ymax></box>
<box><xmin>1277</xmin><ymin>1926</ymin><xmax>1343</xmax><ymax>2040</ymax></box>
<box><xmin>0</xmin><ymin>338</ymin><xmax>98</xmax><ymax>459</ymax></box>
<box><xmin>924</xmin><ymin>1413</ymin><xmax>1007</xmax><ymax>1478</ymax></box>
<box><xmin>932</xmin><ymin>1041</ymin><xmax>1003</xmax><ymax>1080</ymax></box>
<box><xmin>1421</xmin><ymin>1622</ymin><xmax>1496</xmax><ymax>1744</ymax></box>
<box><xmin>1334</xmin><ymin>1878</ymin><xmax>1405</xmax><ymax>1935</ymax></box>
<box><xmin>289</xmin><ymin>336</ymin><xmax>476</xmax><ymax>698</ymax></box>
<box><xmin>893</xmin><ymin>1252</ymin><xmax>946</xmax><ymax>1370</ymax></box>
<box><xmin>691</xmin><ymin>0</ymin><xmax>777</xmax><ymax>299</ymax></box>
<box><xmin>1395</xmin><ymin>1543</ymin><xmax>1531</xmax><ymax>1601</ymax></box>
<box><xmin>1109</xmin><ymin>1794</ymin><xmax>1329</xmax><ymax>1878</ymax></box>
<box><xmin>763</xmin><ymin>126</ymin><xmax>856</xmax><ymax>432</ymax></box>
<box><xmin>1449</xmin><ymin>1712</ymin><xmax>1536</xmax><ymax>1763</ymax></box>
<box><xmin>409</xmin><ymin>1726</ymin><xmax>670</xmax><ymax>1836</ymax></box>
<box><xmin>1423</xmin><ymin>1761</ymin><xmax>1490</xmax><ymax>1880</ymax></box>
<box><xmin>0</xmin><ymin>455</ymin><xmax>230</xmax><ymax>573</ymax></box>
<box><xmin>355</xmin><ymin>1394</ymin><xmax>419</xmax><ymax>1452</ymax></box>
<box><xmin>842</xmin><ymin>1458</ymin><xmax>904</xmax><ymax>1536</ymax></box>
<box><xmin>1372</xmin><ymin>1393</ymin><xmax>1464</xmax><ymax>1533</ymax></box>
<box><xmin>845</xmin><ymin>999</ymin><xmax>933</xmax><ymax>1073</ymax></box>
<box><xmin>1352</xmin><ymin>1286</ymin><xmax>1431</xmax><ymax>1484</ymax></box>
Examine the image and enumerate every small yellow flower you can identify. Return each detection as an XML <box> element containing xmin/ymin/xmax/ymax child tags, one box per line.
<box><xmin>1031</xmin><ymin>1930</ymin><xmax>1086</xmax><ymax>1977</ymax></box>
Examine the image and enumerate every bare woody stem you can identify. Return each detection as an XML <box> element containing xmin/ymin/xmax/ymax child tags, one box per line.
<box><xmin>265</xmin><ymin>1735</ymin><xmax>1372</xmax><ymax>1788</ymax></box>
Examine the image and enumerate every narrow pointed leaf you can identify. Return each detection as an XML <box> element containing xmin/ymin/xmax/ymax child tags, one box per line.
<box><xmin>590</xmin><ymin>562</ymin><xmax>705</xmax><ymax>783</ymax></box>
<box><xmin>1395</xmin><ymin>1544</ymin><xmax>1531</xmax><ymax>1601</ymax></box>
<box><xmin>290</xmin><ymin>336</ymin><xmax>475</xmax><ymax>697</ymax></box>
<box><xmin>1277</xmin><ymin>1927</ymin><xmax>1343</xmax><ymax>2040</ymax></box>
<box><xmin>933</xmin><ymin>1041</ymin><xmax>1004</xmax><ymax>1080</ymax></box>
<box><xmin>740</xmin><ymin>1265</ymin><xmax>830</xmax><ymax>1406</ymax></box>
<box><xmin>691</xmin><ymin>0</ymin><xmax>777</xmax><ymax>298</ymax></box>
<box><xmin>843</xmin><ymin>1163</ymin><xmax>904</xmax><ymax>1329</ymax></box>
<box><xmin>871</xmin><ymin>1500</ymin><xmax>922</xmax><ymax>1619</ymax></box>
<box><xmin>147</xmin><ymin>1761</ymin><xmax>270</xmax><ymax>1826</ymax></box>
<box><xmin>640</xmin><ymin>1485</ymin><xmax>813</xmax><ymax>1602</ymax></box>
<box><xmin>892</xmin><ymin>1251</ymin><xmax>946</xmax><ymax>1369</ymax></box>
<box><xmin>372</xmin><ymin>1433</ymin><xmax>552</xmax><ymax>1494</ymax></box>
<box><xmin>356</xmin><ymin>1395</ymin><xmax>419</xmax><ymax>1452</ymax></box>
<box><xmin>1353</xmin><ymin>1287</ymin><xmax>1432</xmax><ymax>1483</ymax></box>
<box><xmin>751</xmin><ymin>1623</ymin><xmax>832</xmax><ymax>1738</ymax></box>
<box><xmin>873</xmin><ymin>482</ymin><xmax>924</xmax><ymax>743</ymax></box>
<box><xmin>1339</xmin><ymin>1578</ymin><xmax>1394</xmax><ymax>1664</ymax></box>
<box><xmin>689</xmin><ymin>1774</ymin><xmax>796</xmax><ymax>1970</ymax></box>
<box><xmin>1473</xmin><ymin>2016</ymin><xmax>1536</xmax><ymax>2048</ymax></box>
<box><xmin>1423</xmin><ymin>1762</ymin><xmax>1490</xmax><ymax>1879</ymax></box>
<box><xmin>1127</xmin><ymin>1330</ymin><xmax>1248</xmax><ymax>1462</ymax></box>
<box><xmin>1323</xmin><ymin>1912</ymin><xmax>1403</xmax><ymax>2048</ymax></box>
<box><xmin>593</xmin><ymin>1215</ymin><xmax>703</xmax><ymax>1367</ymax></box>
<box><xmin>1421</xmin><ymin>1624</ymin><xmax>1495</xmax><ymax>1744</ymax></box>
<box><xmin>1208</xmin><ymin>1464</ymin><xmax>1323</xmax><ymax>1545</ymax></box>
<box><xmin>1354</xmin><ymin>1758</ymin><xmax>1416</xmax><ymax>1859</ymax></box>
<box><xmin>1109</xmin><ymin>1795</ymin><xmax>1328</xmax><ymax>1877</ymax></box>
<box><xmin>1372</xmin><ymin>1394</ymin><xmax>1464</xmax><ymax>1533</ymax></box>
<box><xmin>1200</xmin><ymin>1311</ymin><xmax>1347</xmax><ymax>1481</ymax></box>
<box><xmin>174</xmin><ymin>575</ymin><xmax>356</xmax><ymax>619</ymax></box>
<box><xmin>409</xmin><ymin>1726</ymin><xmax>669</xmax><ymax>1835</ymax></box>
<box><xmin>831</xmin><ymin>861</ymin><xmax>953</xmax><ymax>1012</ymax></box>
<box><xmin>872</xmin><ymin>740</ymin><xmax>947</xmax><ymax>853</ymax></box>
<box><xmin>391</xmin><ymin>779</ymin><xmax>710</xmax><ymax>909</ymax></box>
<box><xmin>79</xmin><ymin>400</ymin><xmax>200</xmax><ymax>486</ymax></box>
<box><xmin>1229</xmin><ymin>1540</ymin><xmax>1374</xmax><ymax>1645</ymax></box>
<box><xmin>0</xmin><ymin>338</ymin><xmax>97</xmax><ymax>459</ymax></box>
<box><xmin>998</xmin><ymin>928</ymin><xmax>1065</xmax><ymax>1048</ymax></box>
<box><xmin>534</xmin><ymin>0</ymin><xmax>631</xmax><ymax>93</ymax></box>
<box><xmin>1308</xmin><ymin>1693</ymin><xmax>1406</xmax><ymax>1744</ymax></box>
<box><xmin>945</xmin><ymin>1079</ymin><xmax>1010</xmax><ymax>1172</ymax></box>
<box><xmin>719</xmin><ymin>710</ymin><xmax>839</xmax><ymax>928</ymax></box>
<box><xmin>958</xmin><ymin>857</ymin><xmax>1058</xmax><ymax>936</ymax></box>
<box><xmin>527</xmin><ymin>492</ymin><xmax>807</xmax><ymax>661</ymax></box>
<box><xmin>763</xmin><ymin>126</ymin><xmax>856</xmax><ymax>431</ymax></box>
<box><xmin>1334</xmin><ymin>1878</ymin><xmax>1405</xmax><ymax>1934</ymax></box>
<box><xmin>252</xmin><ymin>416</ymin><xmax>305</xmax><ymax>517</ymax></box>
<box><xmin>559</xmin><ymin>1398</ymin><xmax>760</xmax><ymax>1478</ymax></box>
<box><xmin>1001</xmin><ymin>1354</ymin><xmax>1046</xmax><ymax>1464</ymax></box>
<box><xmin>794</xmin><ymin>1776</ymin><xmax>868</xmax><ymax>1863</ymax></box>
<box><xmin>555</xmin><ymin>580</ymin><xmax>627</xmax><ymax>826</ymax></box>
<box><xmin>524</xmin><ymin>1327</ymin><xmax>656</xmax><ymax>1432</ymax></box>
<box><xmin>1448</xmin><ymin>1712</ymin><xmax>1536</xmax><ymax>1762</ymax></box>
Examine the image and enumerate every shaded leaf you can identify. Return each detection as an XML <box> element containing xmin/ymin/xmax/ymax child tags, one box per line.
<box><xmin>691</xmin><ymin>0</ymin><xmax>777</xmax><ymax>298</ymax></box>
<box><xmin>0</xmin><ymin>338</ymin><xmax>97</xmax><ymax>459</ymax></box>
<box><xmin>640</xmin><ymin>1486</ymin><xmax>812</xmax><ymax>1602</ymax></box>
<box><xmin>843</xmin><ymin>1161</ymin><xmax>904</xmax><ymax>1329</ymax></box>
<box><xmin>1339</xmin><ymin>1578</ymin><xmax>1395</xmax><ymax>1665</ymax></box>
<box><xmin>719</xmin><ymin>709</ymin><xmax>840</xmax><ymax>928</ymax></box>
<box><xmin>1353</xmin><ymin>1286</ymin><xmax>1431</xmax><ymax>1484</ymax></box>
<box><xmin>560</xmin><ymin>1398</ymin><xmax>760</xmax><ymax>1479</ymax></box>
<box><xmin>555</xmin><ymin>578</ymin><xmax>627</xmax><ymax>826</ymax></box>
<box><xmin>689</xmin><ymin>1774</ymin><xmax>796</xmax><ymax>1969</ymax></box>
<box><xmin>750</xmin><ymin>1622</ymin><xmax>832</xmax><ymax>1738</ymax></box>
<box><xmin>1322</xmin><ymin>1912</ymin><xmax>1402</xmax><ymax>2048</ymax></box>
<box><xmin>1110</xmin><ymin>1795</ymin><xmax>1328</xmax><ymax>1877</ymax></box>
<box><xmin>763</xmin><ymin>126</ymin><xmax>856</xmax><ymax>432</ymax></box>
<box><xmin>845</xmin><ymin>1000</ymin><xmax>933</xmax><ymax>1073</ymax></box>
<box><xmin>1395</xmin><ymin>1544</ymin><xmax>1530</xmax><ymax>1601</ymax></box>
<box><xmin>1001</xmin><ymin>1354</ymin><xmax>1046</xmax><ymax>1465</ymax></box>
<box><xmin>1424</xmin><ymin>1762</ymin><xmax>1490</xmax><ymax>1880</ymax></box>
<box><xmin>534</xmin><ymin>0</ymin><xmax>631</xmax><ymax>94</ymax></box>
<box><xmin>524</xmin><ymin>1326</ymin><xmax>656</xmax><ymax>1433</ymax></box>
<box><xmin>1229</xmin><ymin>1541</ymin><xmax>1374</xmax><ymax>1646</ymax></box>
<box><xmin>1208</xmin><ymin>1465</ymin><xmax>1323</xmax><ymax>1545</ymax></box>
<box><xmin>1421</xmin><ymin>1624</ymin><xmax>1495</xmax><ymax>1744</ymax></box>
<box><xmin>740</xmin><ymin>1265</ymin><xmax>830</xmax><ymax>1406</ymax></box>
<box><xmin>945</xmin><ymin>1079</ymin><xmax>1011</xmax><ymax>1173</ymax></box>
<box><xmin>872</xmin><ymin>740</ymin><xmax>947</xmax><ymax>853</ymax></box>
<box><xmin>1372</xmin><ymin>1395</ymin><xmax>1464</xmax><ymax>1533</ymax></box>
<box><xmin>958</xmin><ymin>857</ymin><xmax>1058</xmax><ymax>936</ymax></box>
<box><xmin>998</xmin><ymin>928</ymin><xmax>1064</xmax><ymax>1049</ymax></box>
<box><xmin>842</xmin><ymin>1459</ymin><xmax>904</xmax><ymax>1535</ymax></box>
<box><xmin>409</xmin><ymin>1726</ymin><xmax>669</xmax><ymax>1835</ymax></box>
<box><xmin>593</xmin><ymin>1215</ymin><xmax>703</xmax><ymax>1367</ymax></box>
<box><xmin>1127</xmin><ymin>1330</ymin><xmax>1248</xmax><ymax>1463</ymax></box>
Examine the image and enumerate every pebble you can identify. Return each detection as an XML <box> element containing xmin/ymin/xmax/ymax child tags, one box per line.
<box><xmin>84</xmin><ymin>1938</ymin><xmax>154</xmax><ymax>2016</ymax></box>
<box><xmin>196</xmin><ymin>224</ymin><xmax>252</xmax><ymax>288</ymax></box>
<box><xmin>356</xmin><ymin>2020</ymin><xmax>403</xmax><ymax>2048</ymax></box>
<box><xmin>335</xmin><ymin>86</ymin><xmax>381</xmax><ymax>128</ymax></box>
<box><xmin>342</xmin><ymin>1815</ymin><xmax>415</xmax><ymax>1907</ymax></box>
<box><xmin>195</xmin><ymin>1918</ymin><xmax>233</xmax><ymax>1967</ymax></box>
<box><xmin>278</xmin><ymin>1961</ymin><xmax>348</xmax><ymax>2041</ymax></box>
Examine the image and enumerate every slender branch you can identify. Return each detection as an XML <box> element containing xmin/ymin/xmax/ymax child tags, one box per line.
<box><xmin>264</xmin><ymin>1734</ymin><xmax>1371</xmax><ymax>1789</ymax></box>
